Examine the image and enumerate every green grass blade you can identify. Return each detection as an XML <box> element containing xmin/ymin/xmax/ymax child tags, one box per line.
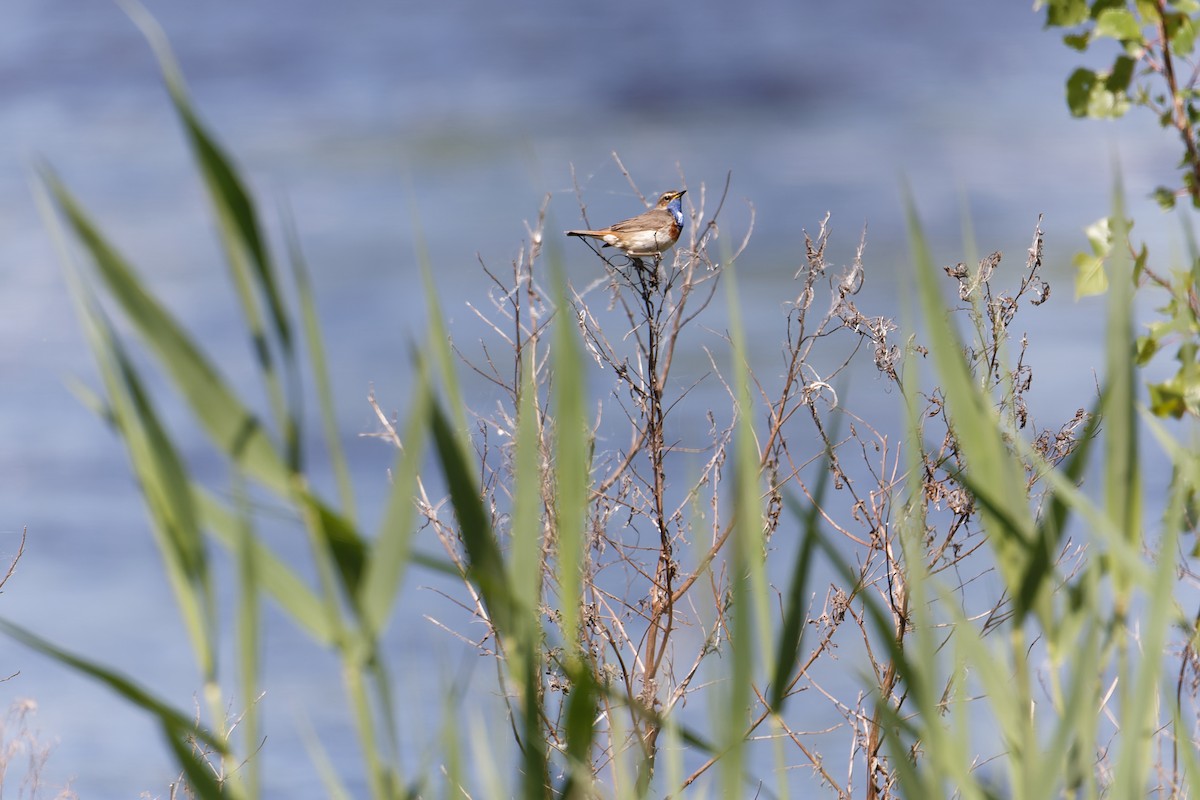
<box><xmin>283</xmin><ymin>208</ymin><xmax>355</xmax><ymax>517</ymax></box>
<box><xmin>549</xmin><ymin>259</ymin><xmax>595</xmax><ymax>787</ymax></box>
<box><xmin>905</xmin><ymin>190</ymin><xmax>1042</xmax><ymax>618</ymax></box>
<box><xmin>1035</xmin><ymin>616</ymin><xmax>1101</xmax><ymax>796</ymax></box>
<box><xmin>302</xmin><ymin>492</ymin><xmax>368</xmax><ymax>605</ymax></box>
<box><xmin>509</xmin><ymin>340</ymin><xmax>543</xmax><ymax>658</ymax></box>
<box><xmin>195</xmin><ymin>489</ymin><xmax>334</xmax><ymax>645</ymax></box>
<box><xmin>56</xmin><ymin>245</ymin><xmax>216</xmax><ymax>680</ymax></box>
<box><xmin>230</xmin><ymin>476</ymin><xmax>261</xmax><ymax>798</ymax></box>
<box><xmin>767</xmin><ymin>469</ymin><xmax>823</xmax><ymax>713</ymax></box>
<box><xmin>41</xmin><ymin>167</ymin><xmax>292</xmax><ymax>496</ymax></box>
<box><xmin>163</xmin><ymin>729</ymin><xmax>231</xmax><ymax>800</ymax></box>
<box><xmin>0</xmin><ymin>618</ymin><xmax>227</xmax><ymax>755</ymax></box>
<box><xmin>106</xmin><ymin>334</ymin><xmax>217</xmax><ymax>677</ymax></box>
<box><xmin>557</xmin><ymin>661</ymin><xmax>598</xmax><ymax>798</ymax></box>
<box><xmin>296</xmin><ymin>711</ymin><xmax>354</xmax><ymax>800</ymax></box>
<box><xmin>721</xmin><ymin>260</ymin><xmax>759</xmax><ymax>798</ymax></box>
<box><xmin>420</xmin><ymin>262</ymin><xmax>468</xmax><ymax>434</ymax></box>
<box><xmin>508</xmin><ymin>322</ymin><xmax>548</xmax><ymax>800</ymax></box>
<box><xmin>120</xmin><ymin>0</ymin><xmax>288</xmax><ymax>347</ymax></box>
<box><xmin>1101</xmin><ymin>187</ymin><xmax>1140</xmax><ymax>601</ymax></box>
<box><xmin>122</xmin><ymin>0</ymin><xmax>300</xmax><ymax>471</ymax></box>
<box><xmin>1112</xmin><ymin>417</ymin><xmax>1187</xmax><ymax>794</ymax></box>
<box><xmin>428</xmin><ymin>402</ymin><xmax>513</xmax><ymax>638</ymax></box>
<box><xmin>360</xmin><ymin>362</ymin><xmax>431</xmax><ymax>637</ymax></box>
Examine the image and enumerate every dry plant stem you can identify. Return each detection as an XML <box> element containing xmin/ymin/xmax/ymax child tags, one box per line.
<box><xmin>0</xmin><ymin>528</ymin><xmax>25</xmax><ymax>592</ymax></box>
<box><xmin>1153</xmin><ymin>0</ymin><xmax>1200</xmax><ymax>205</ymax></box>
<box><xmin>634</xmin><ymin>256</ymin><xmax>675</xmax><ymax>763</ymax></box>
<box><xmin>672</xmin><ymin>216</ymin><xmax>860</xmax><ymax>604</ymax></box>
<box><xmin>566</xmin><ymin>168</ymin><xmax>733</xmax><ymax>773</ymax></box>
<box><xmin>864</xmin><ymin>595</ymin><xmax>907</xmax><ymax>800</ymax></box>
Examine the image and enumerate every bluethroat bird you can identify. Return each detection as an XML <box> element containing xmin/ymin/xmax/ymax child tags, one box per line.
<box><xmin>566</xmin><ymin>190</ymin><xmax>686</xmax><ymax>257</ymax></box>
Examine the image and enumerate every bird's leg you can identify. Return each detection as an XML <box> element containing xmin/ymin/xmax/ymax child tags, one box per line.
<box><xmin>627</xmin><ymin>256</ymin><xmax>659</xmax><ymax>291</ymax></box>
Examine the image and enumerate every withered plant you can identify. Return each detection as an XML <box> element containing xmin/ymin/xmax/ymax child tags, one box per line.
<box><xmin>391</xmin><ymin>155</ymin><xmax>1114</xmax><ymax>798</ymax></box>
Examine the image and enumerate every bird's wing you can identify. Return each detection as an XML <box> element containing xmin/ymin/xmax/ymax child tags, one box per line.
<box><xmin>607</xmin><ymin>209</ymin><xmax>671</xmax><ymax>233</ymax></box>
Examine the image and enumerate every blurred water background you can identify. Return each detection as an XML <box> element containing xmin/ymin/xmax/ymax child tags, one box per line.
<box><xmin>0</xmin><ymin>0</ymin><xmax>1187</xmax><ymax>796</ymax></box>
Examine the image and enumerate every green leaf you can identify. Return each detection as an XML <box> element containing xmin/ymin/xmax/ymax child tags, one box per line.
<box><xmin>1085</xmin><ymin>216</ymin><xmax>1116</xmax><ymax>256</ymax></box>
<box><xmin>1074</xmin><ymin>216</ymin><xmax>1124</xmax><ymax>297</ymax></box>
<box><xmin>1063</xmin><ymin>32</ymin><xmax>1092</xmax><ymax>50</ymax></box>
<box><xmin>1066</xmin><ymin>63</ymin><xmax>1134</xmax><ymax>118</ymax></box>
<box><xmin>1092</xmin><ymin>0</ymin><xmax>1131</xmax><ymax>15</ymax></box>
<box><xmin>1134</xmin><ymin>334</ymin><xmax>1161</xmax><ymax>365</ymax></box>
<box><xmin>45</xmin><ymin>195</ymin><xmax>219</xmax><ymax>679</ymax></box>
<box><xmin>3</xmin><ymin>583</ymin><xmax>233</xmax><ymax>799</ymax></box>
<box><xmin>1094</xmin><ymin>8</ymin><xmax>1142</xmax><ymax>40</ymax></box>
<box><xmin>1133</xmin><ymin>242</ymin><xmax>1149</xmax><ymax>283</ymax></box>
<box><xmin>1108</xmin><ymin>54</ymin><xmax>1137</xmax><ymax>92</ymax></box>
<box><xmin>1074</xmin><ymin>252</ymin><xmax>1110</xmax><ymax>297</ymax></box>
<box><xmin>105</xmin><ymin>331</ymin><xmax>216</xmax><ymax>677</ymax></box>
<box><xmin>1149</xmin><ymin>377</ymin><xmax>1189</xmax><ymax>417</ymax></box>
<box><xmin>1168</xmin><ymin>12</ymin><xmax>1198</xmax><ymax>54</ymax></box>
<box><xmin>1136</xmin><ymin>0</ymin><xmax>1162</xmax><ymax>17</ymax></box>
<box><xmin>127</xmin><ymin>1</ymin><xmax>293</xmax><ymax>360</ymax></box>
<box><xmin>1067</xmin><ymin>68</ymin><xmax>1098</xmax><ymax>117</ymax></box>
<box><xmin>1153</xmin><ymin>186</ymin><xmax>1178</xmax><ymax>209</ymax></box>
<box><xmin>557</xmin><ymin>659</ymin><xmax>599</xmax><ymax>798</ymax></box>
<box><xmin>509</xmin><ymin>342</ymin><xmax>545</xmax><ymax>666</ymax></box>
<box><xmin>1044</xmin><ymin>0</ymin><xmax>1089</xmax><ymax>27</ymax></box>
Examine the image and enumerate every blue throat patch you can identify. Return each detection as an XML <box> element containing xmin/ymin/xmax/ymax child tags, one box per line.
<box><xmin>667</xmin><ymin>196</ymin><xmax>684</xmax><ymax>228</ymax></box>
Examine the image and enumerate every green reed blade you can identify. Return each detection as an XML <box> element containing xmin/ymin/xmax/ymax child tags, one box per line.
<box><xmin>194</xmin><ymin>488</ymin><xmax>334</xmax><ymax>646</ymax></box>
<box><xmin>509</xmin><ymin>329</ymin><xmax>543</xmax><ymax>662</ymax></box>
<box><xmin>1101</xmin><ymin>187</ymin><xmax>1141</xmax><ymax>587</ymax></box>
<box><xmin>549</xmin><ymin>258</ymin><xmax>596</xmax><ymax>789</ymax></box>
<box><xmin>123</xmin><ymin>0</ymin><xmax>297</xmax><ymax>455</ymax></box>
<box><xmin>283</xmin><ymin>209</ymin><xmax>356</xmax><ymax>517</ymax></box>
<box><xmin>230</xmin><ymin>476</ymin><xmax>261</xmax><ymax>798</ymax></box>
<box><xmin>0</xmin><ymin>618</ymin><xmax>227</xmax><ymax>755</ymax></box>
<box><xmin>721</xmin><ymin>260</ymin><xmax>759</xmax><ymax>798</ymax></box>
<box><xmin>508</xmin><ymin>324</ymin><xmax>548</xmax><ymax>800</ymax></box>
<box><xmin>906</xmin><ymin>190</ymin><xmax>1041</xmax><ymax>617</ymax></box>
<box><xmin>295</xmin><ymin>710</ymin><xmax>354</xmax><ymax>800</ymax></box>
<box><xmin>360</xmin><ymin>361</ymin><xmax>431</xmax><ymax>638</ymax></box>
<box><xmin>767</xmin><ymin>467</ymin><xmax>822</xmax><ymax>714</ymax></box>
<box><xmin>301</xmin><ymin>492</ymin><xmax>368</xmax><ymax>606</ymax></box>
<box><xmin>429</xmin><ymin>402</ymin><xmax>513</xmax><ymax>638</ymax></box>
<box><xmin>163</xmin><ymin>731</ymin><xmax>230</xmax><ymax>800</ymax></box>
<box><xmin>41</xmin><ymin>168</ymin><xmax>292</xmax><ymax>496</ymax></box>
<box><xmin>46</xmin><ymin>200</ymin><xmax>216</xmax><ymax>681</ymax></box>
<box><xmin>103</xmin><ymin>328</ymin><xmax>217</xmax><ymax>679</ymax></box>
